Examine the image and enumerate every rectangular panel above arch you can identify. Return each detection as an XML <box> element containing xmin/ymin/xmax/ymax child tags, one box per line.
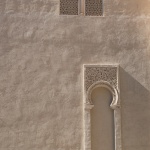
<box><xmin>84</xmin><ymin>65</ymin><xmax>119</xmax><ymax>91</ymax></box>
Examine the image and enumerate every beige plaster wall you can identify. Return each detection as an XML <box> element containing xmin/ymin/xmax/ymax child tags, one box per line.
<box><xmin>0</xmin><ymin>0</ymin><xmax>150</xmax><ymax>150</ymax></box>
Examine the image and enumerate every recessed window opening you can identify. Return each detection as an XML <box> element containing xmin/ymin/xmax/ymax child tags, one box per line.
<box><xmin>60</xmin><ymin>0</ymin><xmax>103</xmax><ymax>16</ymax></box>
<box><xmin>91</xmin><ymin>87</ymin><xmax>115</xmax><ymax>150</ymax></box>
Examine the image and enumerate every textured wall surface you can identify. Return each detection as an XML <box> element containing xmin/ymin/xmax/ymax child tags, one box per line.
<box><xmin>0</xmin><ymin>0</ymin><xmax>150</xmax><ymax>150</ymax></box>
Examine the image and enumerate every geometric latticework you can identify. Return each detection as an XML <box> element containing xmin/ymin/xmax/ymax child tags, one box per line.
<box><xmin>85</xmin><ymin>0</ymin><xmax>103</xmax><ymax>16</ymax></box>
<box><xmin>60</xmin><ymin>0</ymin><xmax>78</xmax><ymax>15</ymax></box>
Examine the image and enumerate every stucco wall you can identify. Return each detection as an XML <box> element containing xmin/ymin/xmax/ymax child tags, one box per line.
<box><xmin>0</xmin><ymin>0</ymin><xmax>150</xmax><ymax>150</ymax></box>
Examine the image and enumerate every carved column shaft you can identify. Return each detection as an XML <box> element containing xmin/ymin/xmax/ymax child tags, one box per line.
<box><xmin>84</xmin><ymin>110</ymin><xmax>91</xmax><ymax>150</ymax></box>
<box><xmin>114</xmin><ymin>109</ymin><xmax>122</xmax><ymax>150</ymax></box>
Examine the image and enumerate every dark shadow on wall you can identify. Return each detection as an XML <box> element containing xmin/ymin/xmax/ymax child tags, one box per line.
<box><xmin>120</xmin><ymin>67</ymin><xmax>150</xmax><ymax>150</ymax></box>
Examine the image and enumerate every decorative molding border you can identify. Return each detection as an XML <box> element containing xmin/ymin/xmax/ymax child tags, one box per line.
<box><xmin>83</xmin><ymin>64</ymin><xmax>122</xmax><ymax>150</ymax></box>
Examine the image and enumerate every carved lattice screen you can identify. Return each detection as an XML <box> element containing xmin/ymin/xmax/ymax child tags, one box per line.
<box><xmin>60</xmin><ymin>0</ymin><xmax>103</xmax><ymax>16</ymax></box>
<box><xmin>85</xmin><ymin>0</ymin><xmax>103</xmax><ymax>16</ymax></box>
<box><xmin>60</xmin><ymin>0</ymin><xmax>78</xmax><ymax>15</ymax></box>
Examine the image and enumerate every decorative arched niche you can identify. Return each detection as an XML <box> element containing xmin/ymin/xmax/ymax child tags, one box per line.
<box><xmin>83</xmin><ymin>65</ymin><xmax>122</xmax><ymax>150</ymax></box>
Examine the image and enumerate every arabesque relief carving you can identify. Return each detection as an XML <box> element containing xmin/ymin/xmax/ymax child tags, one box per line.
<box><xmin>85</xmin><ymin>66</ymin><xmax>117</xmax><ymax>91</ymax></box>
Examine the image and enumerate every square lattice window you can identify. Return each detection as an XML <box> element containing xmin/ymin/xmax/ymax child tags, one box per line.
<box><xmin>85</xmin><ymin>0</ymin><xmax>103</xmax><ymax>16</ymax></box>
<box><xmin>60</xmin><ymin>0</ymin><xmax>79</xmax><ymax>15</ymax></box>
